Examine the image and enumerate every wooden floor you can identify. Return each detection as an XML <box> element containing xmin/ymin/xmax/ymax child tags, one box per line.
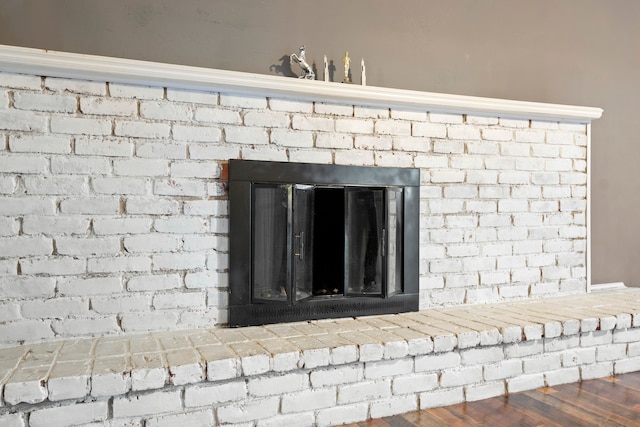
<box><xmin>340</xmin><ymin>371</ymin><xmax>640</xmax><ymax>427</ymax></box>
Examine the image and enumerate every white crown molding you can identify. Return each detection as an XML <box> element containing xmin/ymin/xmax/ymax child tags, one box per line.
<box><xmin>0</xmin><ymin>44</ymin><xmax>603</xmax><ymax>122</ymax></box>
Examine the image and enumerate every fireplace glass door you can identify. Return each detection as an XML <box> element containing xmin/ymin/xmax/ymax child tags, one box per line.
<box><xmin>386</xmin><ymin>187</ymin><xmax>403</xmax><ymax>297</ymax></box>
<box><xmin>346</xmin><ymin>188</ymin><xmax>384</xmax><ymax>296</ymax></box>
<box><xmin>251</xmin><ymin>183</ymin><xmax>402</xmax><ymax>304</ymax></box>
<box><xmin>252</xmin><ymin>184</ymin><xmax>290</xmax><ymax>302</ymax></box>
<box><xmin>293</xmin><ymin>185</ymin><xmax>315</xmax><ymax>302</ymax></box>
<box><xmin>229</xmin><ymin>159</ymin><xmax>420</xmax><ymax>327</ymax></box>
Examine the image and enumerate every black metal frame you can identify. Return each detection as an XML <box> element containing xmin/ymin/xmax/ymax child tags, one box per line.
<box><xmin>228</xmin><ymin>159</ymin><xmax>420</xmax><ymax>326</ymax></box>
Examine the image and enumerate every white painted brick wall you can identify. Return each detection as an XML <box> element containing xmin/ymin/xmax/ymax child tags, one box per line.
<box><xmin>146</xmin><ymin>410</ymin><xmax>215</xmax><ymax>427</ymax></box>
<box><xmin>370</xmin><ymin>395</ymin><xmax>418</xmax><ymax>418</ymax></box>
<box><xmin>110</xmin><ymin>82</ymin><xmax>164</xmax><ymax>100</ymax></box>
<box><xmin>28</xmin><ymin>401</ymin><xmax>107</xmax><ymax>427</ymax></box>
<box><xmin>420</xmin><ymin>387</ymin><xmax>465</xmax><ymax>409</ymax></box>
<box><xmin>280</xmin><ymin>387</ymin><xmax>337</xmax><ymax>413</ymax></box>
<box><xmin>113</xmin><ymin>390</ymin><xmax>182</xmax><ymax>418</ymax></box>
<box><xmin>0</xmin><ymin>70</ymin><xmax>589</xmax><ymax>346</ymax></box>
<box><xmin>184</xmin><ymin>380</ymin><xmax>247</xmax><ymax>407</ymax></box>
<box><xmin>316</xmin><ymin>403</ymin><xmax>369</xmax><ymax>427</ymax></box>
<box><xmin>440</xmin><ymin>365</ymin><xmax>483</xmax><ymax>387</ymax></box>
<box><xmin>465</xmin><ymin>381</ymin><xmax>506</xmax><ymax>402</ymax></box>
<box><xmin>217</xmin><ymin>396</ymin><xmax>280</xmax><ymax>424</ymax></box>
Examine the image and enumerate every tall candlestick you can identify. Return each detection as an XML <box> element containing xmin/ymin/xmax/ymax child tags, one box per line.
<box><xmin>342</xmin><ymin>51</ymin><xmax>351</xmax><ymax>83</ymax></box>
<box><xmin>361</xmin><ymin>58</ymin><xmax>366</xmax><ymax>86</ymax></box>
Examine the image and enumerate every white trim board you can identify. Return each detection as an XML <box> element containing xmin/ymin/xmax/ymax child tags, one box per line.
<box><xmin>590</xmin><ymin>282</ymin><xmax>627</xmax><ymax>292</ymax></box>
<box><xmin>0</xmin><ymin>44</ymin><xmax>603</xmax><ymax>122</ymax></box>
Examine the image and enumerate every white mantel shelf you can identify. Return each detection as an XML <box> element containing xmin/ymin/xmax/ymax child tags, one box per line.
<box><xmin>0</xmin><ymin>44</ymin><xmax>602</xmax><ymax>122</ymax></box>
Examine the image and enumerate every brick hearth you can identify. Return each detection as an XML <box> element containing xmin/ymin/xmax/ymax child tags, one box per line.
<box><xmin>2</xmin><ymin>289</ymin><xmax>640</xmax><ymax>426</ymax></box>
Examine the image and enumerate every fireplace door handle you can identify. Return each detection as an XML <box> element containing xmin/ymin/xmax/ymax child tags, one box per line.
<box><xmin>295</xmin><ymin>231</ymin><xmax>305</xmax><ymax>260</ymax></box>
<box><xmin>381</xmin><ymin>228</ymin><xmax>386</xmax><ymax>257</ymax></box>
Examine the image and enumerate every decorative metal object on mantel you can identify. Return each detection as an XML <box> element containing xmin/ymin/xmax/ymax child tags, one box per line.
<box><xmin>342</xmin><ymin>51</ymin><xmax>351</xmax><ymax>83</ymax></box>
<box><xmin>290</xmin><ymin>45</ymin><xmax>315</xmax><ymax>80</ymax></box>
<box><xmin>290</xmin><ymin>44</ymin><xmax>366</xmax><ymax>85</ymax></box>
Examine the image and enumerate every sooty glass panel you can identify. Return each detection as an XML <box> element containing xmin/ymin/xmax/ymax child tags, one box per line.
<box><xmin>252</xmin><ymin>185</ymin><xmax>289</xmax><ymax>302</ymax></box>
<box><xmin>387</xmin><ymin>188</ymin><xmax>403</xmax><ymax>296</ymax></box>
<box><xmin>346</xmin><ymin>188</ymin><xmax>384</xmax><ymax>296</ymax></box>
<box><xmin>293</xmin><ymin>185</ymin><xmax>314</xmax><ymax>301</ymax></box>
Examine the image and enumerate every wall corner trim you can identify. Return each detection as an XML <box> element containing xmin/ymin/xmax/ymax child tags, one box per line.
<box><xmin>0</xmin><ymin>44</ymin><xmax>603</xmax><ymax>122</ymax></box>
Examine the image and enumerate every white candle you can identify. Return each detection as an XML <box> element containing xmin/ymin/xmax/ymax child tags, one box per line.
<box><xmin>361</xmin><ymin>58</ymin><xmax>366</xmax><ymax>86</ymax></box>
<box><xmin>324</xmin><ymin>55</ymin><xmax>329</xmax><ymax>82</ymax></box>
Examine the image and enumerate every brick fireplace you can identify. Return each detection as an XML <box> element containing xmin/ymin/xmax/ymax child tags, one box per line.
<box><xmin>1</xmin><ymin>45</ymin><xmax>626</xmax><ymax>427</ymax></box>
<box><xmin>0</xmin><ymin>44</ymin><xmax>601</xmax><ymax>348</ymax></box>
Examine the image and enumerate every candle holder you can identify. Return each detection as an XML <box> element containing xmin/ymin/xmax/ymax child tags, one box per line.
<box><xmin>342</xmin><ymin>51</ymin><xmax>351</xmax><ymax>83</ymax></box>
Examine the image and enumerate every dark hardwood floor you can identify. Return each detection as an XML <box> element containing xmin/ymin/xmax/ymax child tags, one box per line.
<box><xmin>340</xmin><ymin>371</ymin><xmax>640</xmax><ymax>427</ymax></box>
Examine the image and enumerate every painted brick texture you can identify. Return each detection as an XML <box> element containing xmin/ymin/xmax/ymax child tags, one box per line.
<box><xmin>1</xmin><ymin>290</ymin><xmax>639</xmax><ymax>425</ymax></box>
<box><xmin>0</xmin><ymin>70</ymin><xmax>588</xmax><ymax>346</ymax></box>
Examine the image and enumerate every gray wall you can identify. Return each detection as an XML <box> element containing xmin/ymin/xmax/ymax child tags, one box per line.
<box><xmin>1</xmin><ymin>0</ymin><xmax>637</xmax><ymax>286</ymax></box>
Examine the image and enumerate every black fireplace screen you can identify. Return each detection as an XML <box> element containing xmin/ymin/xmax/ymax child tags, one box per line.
<box><xmin>228</xmin><ymin>160</ymin><xmax>419</xmax><ymax>326</ymax></box>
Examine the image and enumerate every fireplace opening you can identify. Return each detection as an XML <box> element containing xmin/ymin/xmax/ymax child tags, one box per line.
<box><xmin>312</xmin><ymin>187</ymin><xmax>345</xmax><ymax>297</ymax></box>
<box><xmin>228</xmin><ymin>160</ymin><xmax>419</xmax><ymax>326</ymax></box>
